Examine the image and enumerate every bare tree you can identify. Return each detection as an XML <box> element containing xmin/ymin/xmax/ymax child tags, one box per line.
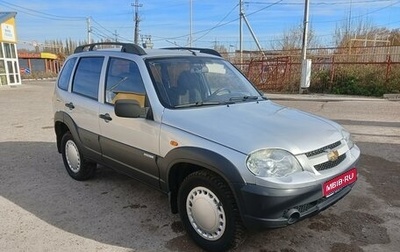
<box><xmin>271</xmin><ymin>22</ymin><xmax>318</xmax><ymax>52</ymax></box>
<box><xmin>334</xmin><ymin>16</ymin><xmax>390</xmax><ymax>48</ymax></box>
<box><xmin>213</xmin><ymin>44</ymin><xmax>228</xmax><ymax>54</ymax></box>
<box><xmin>389</xmin><ymin>28</ymin><xmax>400</xmax><ymax>46</ymax></box>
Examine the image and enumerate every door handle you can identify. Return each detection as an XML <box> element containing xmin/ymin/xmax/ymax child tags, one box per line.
<box><xmin>65</xmin><ymin>102</ymin><xmax>75</xmax><ymax>110</ymax></box>
<box><xmin>99</xmin><ymin>113</ymin><xmax>112</xmax><ymax>122</ymax></box>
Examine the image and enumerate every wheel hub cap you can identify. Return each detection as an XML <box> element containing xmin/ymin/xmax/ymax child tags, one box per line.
<box><xmin>65</xmin><ymin>140</ymin><xmax>81</xmax><ymax>173</ymax></box>
<box><xmin>186</xmin><ymin>186</ymin><xmax>226</xmax><ymax>241</ymax></box>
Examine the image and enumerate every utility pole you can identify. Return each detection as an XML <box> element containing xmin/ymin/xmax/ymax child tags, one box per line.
<box><xmin>300</xmin><ymin>0</ymin><xmax>309</xmax><ymax>64</ymax></box>
<box><xmin>239</xmin><ymin>0</ymin><xmax>243</xmax><ymax>67</ymax></box>
<box><xmin>189</xmin><ymin>0</ymin><xmax>193</xmax><ymax>47</ymax></box>
<box><xmin>132</xmin><ymin>0</ymin><xmax>142</xmax><ymax>45</ymax></box>
<box><xmin>242</xmin><ymin>14</ymin><xmax>265</xmax><ymax>57</ymax></box>
<box><xmin>299</xmin><ymin>0</ymin><xmax>311</xmax><ymax>93</ymax></box>
<box><xmin>114</xmin><ymin>30</ymin><xmax>119</xmax><ymax>42</ymax></box>
<box><xmin>238</xmin><ymin>0</ymin><xmax>265</xmax><ymax>64</ymax></box>
<box><xmin>87</xmin><ymin>17</ymin><xmax>92</xmax><ymax>44</ymax></box>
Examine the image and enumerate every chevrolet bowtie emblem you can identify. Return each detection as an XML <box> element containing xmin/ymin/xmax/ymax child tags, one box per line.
<box><xmin>326</xmin><ymin>149</ymin><xmax>339</xmax><ymax>161</ymax></box>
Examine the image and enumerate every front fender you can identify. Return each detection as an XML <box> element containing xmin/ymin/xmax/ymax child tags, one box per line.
<box><xmin>159</xmin><ymin>147</ymin><xmax>245</xmax><ymax>189</ymax></box>
<box><xmin>157</xmin><ymin>147</ymin><xmax>247</xmax><ymax>214</ymax></box>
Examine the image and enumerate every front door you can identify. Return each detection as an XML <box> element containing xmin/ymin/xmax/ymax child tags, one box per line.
<box><xmin>98</xmin><ymin>57</ymin><xmax>160</xmax><ymax>188</ymax></box>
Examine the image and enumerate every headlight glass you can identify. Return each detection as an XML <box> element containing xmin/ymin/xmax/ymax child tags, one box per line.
<box><xmin>246</xmin><ymin>149</ymin><xmax>303</xmax><ymax>178</ymax></box>
<box><xmin>341</xmin><ymin>129</ymin><xmax>354</xmax><ymax>149</ymax></box>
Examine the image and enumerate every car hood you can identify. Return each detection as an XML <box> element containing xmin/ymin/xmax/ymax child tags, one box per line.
<box><xmin>162</xmin><ymin>100</ymin><xmax>344</xmax><ymax>155</ymax></box>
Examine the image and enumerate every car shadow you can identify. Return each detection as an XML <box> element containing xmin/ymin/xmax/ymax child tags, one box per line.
<box><xmin>0</xmin><ymin>141</ymin><xmax>202</xmax><ymax>251</ymax></box>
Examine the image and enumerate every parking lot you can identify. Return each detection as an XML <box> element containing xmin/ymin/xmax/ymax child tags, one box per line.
<box><xmin>0</xmin><ymin>80</ymin><xmax>399</xmax><ymax>252</ymax></box>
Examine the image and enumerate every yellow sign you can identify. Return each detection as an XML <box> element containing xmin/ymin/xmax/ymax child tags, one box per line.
<box><xmin>1</xmin><ymin>23</ymin><xmax>17</xmax><ymax>43</ymax></box>
<box><xmin>41</xmin><ymin>52</ymin><xmax>58</xmax><ymax>59</ymax></box>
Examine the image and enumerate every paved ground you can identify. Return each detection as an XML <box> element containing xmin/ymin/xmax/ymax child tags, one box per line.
<box><xmin>0</xmin><ymin>80</ymin><xmax>399</xmax><ymax>252</ymax></box>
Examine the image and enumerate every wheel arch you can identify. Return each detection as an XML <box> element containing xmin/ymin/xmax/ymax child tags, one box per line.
<box><xmin>54</xmin><ymin>111</ymin><xmax>81</xmax><ymax>153</ymax></box>
<box><xmin>158</xmin><ymin>147</ymin><xmax>246</xmax><ymax>214</ymax></box>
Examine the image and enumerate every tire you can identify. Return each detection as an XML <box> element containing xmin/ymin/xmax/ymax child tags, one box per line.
<box><xmin>178</xmin><ymin>170</ymin><xmax>246</xmax><ymax>252</ymax></box>
<box><xmin>60</xmin><ymin>132</ymin><xmax>96</xmax><ymax>181</ymax></box>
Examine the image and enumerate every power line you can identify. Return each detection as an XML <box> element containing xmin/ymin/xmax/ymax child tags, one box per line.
<box><xmin>160</xmin><ymin>0</ymin><xmax>283</xmax><ymax>45</ymax></box>
<box><xmin>90</xmin><ymin>17</ymin><xmax>136</xmax><ymax>43</ymax></box>
<box><xmin>246</xmin><ymin>0</ymin><xmax>283</xmax><ymax>16</ymax></box>
<box><xmin>245</xmin><ymin>0</ymin><xmax>395</xmax><ymax>6</ymax></box>
<box><xmin>0</xmin><ymin>0</ymin><xmax>85</xmax><ymax>20</ymax></box>
<box><xmin>91</xmin><ymin>18</ymin><xmax>115</xmax><ymax>37</ymax></box>
<box><xmin>193</xmin><ymin>4</ymin><xmax>239</xmax><ymax>44</ymax></box>
<box><xmin>91</xmin><ymin>26</ymin><xmax>112</xmax><ymax>39</ymax></box>
<box><xmin>314</xmin><ymin>0</ymin><xmax>400</xmax><ymax>24</ymax></box>
<box><xmin>9</xmin><ymin>0</ymin><xmax>400</xmax><ymax>49</ymax></box>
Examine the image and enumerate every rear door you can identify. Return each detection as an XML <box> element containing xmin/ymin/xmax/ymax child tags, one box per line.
<box><xmin>66</xmin><ymin>56</ymin><xmax>104</xmax><ymax>159</ymax></box>
<box><xmin>98</xmin><ymin>57</ymin><xmax>161</xmax><ymax>188</ymax></box>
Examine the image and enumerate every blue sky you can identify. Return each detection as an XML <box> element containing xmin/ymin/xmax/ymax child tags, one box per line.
<box><xmin>2</xmin><ymin>0</ymin><xmax>400</xmax><ymax>50</ymax></box>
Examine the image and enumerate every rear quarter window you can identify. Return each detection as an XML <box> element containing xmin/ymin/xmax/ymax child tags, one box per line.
<box><xmin>72</xmin><ymin>57</ymin><xmax>104</xmax><ymax>100</ymax></box>
<box><xmin>57</xmin><ymin>57</ymin><xmax>77</xmax><ymax>91</ymax></box>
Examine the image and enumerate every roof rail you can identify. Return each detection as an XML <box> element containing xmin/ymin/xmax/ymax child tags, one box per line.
<box><xmin>74</xmin><ymin>42</ymin><xmax>146</xmax><ymax>55</ymax></box>
<box><xmin>162</xmin><ymin>47</ymin><xmax>222</xmax><ymax>57</ymax></box>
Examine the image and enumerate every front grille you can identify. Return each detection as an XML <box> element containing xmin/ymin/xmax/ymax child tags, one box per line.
<box><xmin>305</xmin><ymin>141</ymin><xmax>341</xmax><ymax>157</ymax></box>
<box><xmin>314</xmin><ymin>153</ymin><xmax>347</xmax><ymax>171</ymax></box>
<box><xmin>304</xmin><ymin>141</ymin><xmax>346</xmax><ymax>171</ymax></box>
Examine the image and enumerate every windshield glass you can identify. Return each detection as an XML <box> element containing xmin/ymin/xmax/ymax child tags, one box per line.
<box><xmin>146</xmin><ymin>57</ymin><xmax>263</xmax><ymax>108</ymax></box>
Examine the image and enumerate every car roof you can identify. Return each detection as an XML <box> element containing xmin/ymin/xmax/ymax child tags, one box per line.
<box><xmin>144</xmin><ymin>48</ymin><xmax>214</xmax><ymax>57</ymax></box>
<box><xmin>73</xmin><ymin>42</ymin><xmax>222</xmax><ymax>59</ymax></box>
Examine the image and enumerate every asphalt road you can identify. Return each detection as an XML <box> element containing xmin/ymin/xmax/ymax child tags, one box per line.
<box><xmin>0</xmin><ymin>80</ymin><xmax>399</xmax><ymax>252</ymax></box>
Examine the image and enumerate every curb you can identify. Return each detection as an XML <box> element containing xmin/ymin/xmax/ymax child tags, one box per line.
<box><xmin>383</xmin><ymin>94</ymin><xmax>400</xmax><ymax>101</ymax></box>
<box><xmin>266</xmin><ymin>94</ymin><xmax>383</xmax><ymax>102</ymax></box>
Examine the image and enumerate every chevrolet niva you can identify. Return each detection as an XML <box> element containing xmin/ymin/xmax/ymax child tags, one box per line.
<box><xmin>53</xmin><ymin>42</ymin><xmax>360</xmax><ymax>251</ymax></box>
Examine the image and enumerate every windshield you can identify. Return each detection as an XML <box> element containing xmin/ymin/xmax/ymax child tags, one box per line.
<box><xmin>146</xmin><ymin>57</ymin><xmax>263</xmax><ymax>108</ymax></box>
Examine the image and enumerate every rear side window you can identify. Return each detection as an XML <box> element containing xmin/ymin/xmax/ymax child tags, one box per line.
<box><xmin>57</xmin><ymin>57</ymin><xmax>77</xmax><ymax>90</ymax></box>
<box><xmin>72</xmin><ymin>57</ymin><xmax>104</xmax><ymax>100</ymax></box>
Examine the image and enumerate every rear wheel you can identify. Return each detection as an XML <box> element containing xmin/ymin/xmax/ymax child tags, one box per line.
<box><xmin>178</xmin><ymin>170</ymin><xmax>246</xmax><ymax>252</ymax></box>
<box><xmin>60</xmin><ymin>132</ymin><xmax>96</xmax><ymax>181</ymax></box>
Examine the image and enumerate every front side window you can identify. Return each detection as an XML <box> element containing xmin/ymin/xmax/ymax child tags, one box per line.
<box><xmin>105</xmin><ymin>58</ymin><xmax>146</xmax><ymax>106</ymax></box>
<box><xmin>57</xmin><ymin>57</ymin><xmax>77</xmax><ymax>91</ymax></box>
<box><xmin>72</xmin><ymin>57</ymin><xmax>104</xmax><ymax>100</ymax></box>
<box><xmin>147</xmin><ymin>57</ymin><xmax>262</xmax><ymax>108</ymax></box>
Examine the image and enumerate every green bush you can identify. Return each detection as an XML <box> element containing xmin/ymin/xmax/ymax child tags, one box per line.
<box><xmin>311</xmin><ymin>65</ymin><xmax>400</xmax><ymax>97</ymax></box>
<box><xmin>309</xmin><ymin>70</ymin><xmax>331</xmax><ymax>93</ymax></box>
<box><xmin>332</xmin><ymin>77</ymin><xmax>390</xmax><ymax>96</ymax></box>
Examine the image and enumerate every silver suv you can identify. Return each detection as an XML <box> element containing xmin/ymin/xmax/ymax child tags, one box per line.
<box><xmin>53</xmin><ymin>42</ymin><xmax>360</xmax><ymax>251</ymax></box>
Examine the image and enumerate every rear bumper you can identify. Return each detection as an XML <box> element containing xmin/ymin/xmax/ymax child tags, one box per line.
<box><xmin>237</xmin><ymin>178</ymin><xmax>356</xmax><ymax>230</ymax></box>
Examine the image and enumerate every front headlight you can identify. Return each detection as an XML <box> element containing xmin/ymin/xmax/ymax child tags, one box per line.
<box><xmin>246</xmin><ymin>149</ymin><xmax>303</xmax><ymax>178</ymax></box>
<box><xmin>341</xmin><ymin>129</ymin><xmax>354</xmax><ymax>149</ymax></box>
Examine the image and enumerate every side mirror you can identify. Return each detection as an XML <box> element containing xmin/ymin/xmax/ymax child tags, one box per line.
<box><xmin>114</xmin><ymin>99</ymin><xmax>146</xmax><ymax>118</ymax></box>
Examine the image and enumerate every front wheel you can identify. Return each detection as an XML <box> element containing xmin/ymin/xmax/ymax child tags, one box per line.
<box><xmin>60</xmin><ymin>132</ymin><xmax>96</xmax><ymax>181</ymax></box>
<box><xmin>178</xmin><ymin>170</ymin><xmax>246</xmax><ymax>252</ymax></box>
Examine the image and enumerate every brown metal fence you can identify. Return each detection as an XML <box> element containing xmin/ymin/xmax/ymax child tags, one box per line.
<box><xmin>225</xmin><ymin>46</ymin><xmax>400</xmax><ymax>94</ymax></box>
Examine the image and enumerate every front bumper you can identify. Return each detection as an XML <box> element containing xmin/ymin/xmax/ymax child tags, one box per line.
<box><xmin>237</xmin><ymin>177</ymin><xmax>356</xmax><ymax>230</ymax></box>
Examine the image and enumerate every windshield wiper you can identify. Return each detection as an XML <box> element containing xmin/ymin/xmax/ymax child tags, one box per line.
<box><xmin>229</xmin><ymin>95</ymin><xmax>260</xmax><ymax>102</ymax></box>
<box><xmin>174</xmin><ymin>101</ymin><xmax>233</xmax><ymax>108</ymax></box>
